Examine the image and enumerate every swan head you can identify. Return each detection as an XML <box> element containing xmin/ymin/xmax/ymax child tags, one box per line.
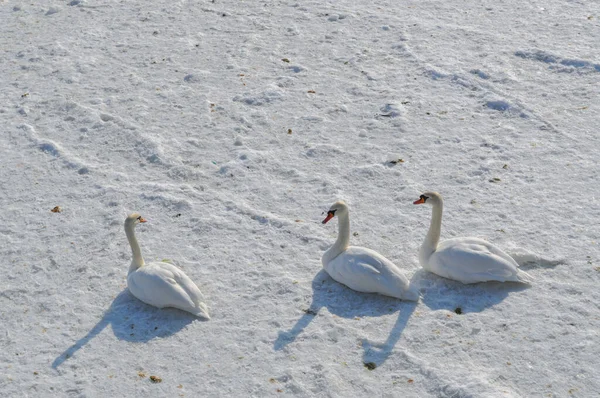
<box><xmin>125</xmin><ymin>213</ymin><xmax>147</xmax><ymax>227</ymax></box>
<box><xmin>414</xmin><ymin>192</ymin><xmax>442</xmax><ymax>206</ymax></box>
<box><xmin>322</xmin><ymin>200</ymin><xmax>348</xmax><ymax>224</ymax></box>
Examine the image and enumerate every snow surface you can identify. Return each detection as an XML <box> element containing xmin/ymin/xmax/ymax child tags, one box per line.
<box><xmin>1</xmin><ymin>0</ymin><xmax>599</xmax><ymax>396</ymax></box>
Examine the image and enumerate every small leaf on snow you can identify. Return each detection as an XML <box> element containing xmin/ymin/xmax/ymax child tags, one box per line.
<box><xmin>51</xmin><ymin>206</ymin><xmax>62</xmax><ymax>213</ymax></box>
<box><xmin>307</xmin><ymin>90</ymin><xmax>316</xmax><ymax>93</ymax></box>
<box><xmin>281</xmin><ymin>58</ymin><xmax>290</xmax><ymax>63</ymax></box>
<box><xmin>150</xmin><ymin>375</ymin><xmax>162</xmax><ymax>383</ymax></box>
<box><xmin>489</xmin><ymin>178</ymin><xmax>501</xmax><ymax>183</ymax></box>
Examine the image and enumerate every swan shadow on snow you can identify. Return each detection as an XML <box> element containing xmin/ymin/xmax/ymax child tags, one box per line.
<box><xmin>360</xmin><ymin>300</ymin><xmax>417</xmax><ymax>368</ymax></box>
<box><xmin>52</xmin><ymin>289</ymin><xmax>201</xmax><ymax>369</ymax></box>
<box><xmin>274</xmin><ymin>270</ymin><xmax>417</xmax><ymax>367</ymax></box>
<box><xmin>411</xmin><ymin>269</ymin><xmax>531</xmax><ymax>313</ymax></box>
<box><xmin>412</xmin><ymin>250</ymin><xmax>560</xmax><ymax>313</ymax></box>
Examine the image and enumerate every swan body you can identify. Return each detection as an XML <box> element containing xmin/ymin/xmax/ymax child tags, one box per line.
<box><xmin>124</xmin><ymin>213</ymin><xmax>210</xmax><ymax>319</ymax></box>
<box><xmin>414</xmin><ymin>192</ymin><xmax>533</xmax><ymax>284</ymax></box>
<box><xmin>321</xmin><ymin>201</ymin><xmax>418</xmax><ymax>301</ymax></box>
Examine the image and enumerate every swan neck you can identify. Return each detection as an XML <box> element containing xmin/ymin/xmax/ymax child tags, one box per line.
<box><xmin>424</xmin><ymin>201</ymin><xmax>443</xmax><ymax>252</ymax></box>
<box><xmin>323</xmin><ymin>212</ymin><xmax>350</xmax><ymax>265</ymax></box>
<box><xmin>125</xmin><ymin>223</ymin><xmax>144</xmax><ymax>272</ymax></box>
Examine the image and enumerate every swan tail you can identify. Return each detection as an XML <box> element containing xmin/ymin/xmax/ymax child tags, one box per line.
<box><xmin>402</xmin><ymin>288</ymin><xmax>420</xmax><ymax>302</ymax></box>
<box><xmin>192</xmin><ymin>302</ymin><xmax>210</xmax><ymax>320</ymax></box>
<box><xmin>515</xmin><ymin>268</ymin><xmax>534</xmax><ymax>284</ymax></box>
<box><xmin>397</xmin><ymin>282</ymin><xmax>420</xmax><ymax>301</ymax></box>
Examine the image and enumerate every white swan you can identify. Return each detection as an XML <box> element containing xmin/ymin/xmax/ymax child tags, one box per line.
<box><xmin>413</xmin><ymin>192</ymin><xmax>533</xmax><ymax>284</ymax></box>
<box><xmin>321</xmin><ymin>201</ymin><xmax>418</xmax><ymax>301</ymax></box>
<box><xmin>124</xmin><ymin>213</ymin><xmax>210</xmax><ymax>319</ymax></box>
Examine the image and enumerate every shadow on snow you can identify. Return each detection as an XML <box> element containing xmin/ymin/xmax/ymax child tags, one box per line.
<box><xmin>411</xmin><ymin>269</ymin><xmax>530</xmax><ymax>313</ymax></box>
<box><xmin>274</xmin><ymin>264</ymin><xmax>535</xmax><ymax>368</ymax></box>
<box><xmin>274</xmin><ymin>269</ymin><xmax>417</xmax><ymax>368</ymax></box>
<box><xmin>52</xmin><ymin>289</ymin><xmax>201</xmax><ymax>369</ymax></box>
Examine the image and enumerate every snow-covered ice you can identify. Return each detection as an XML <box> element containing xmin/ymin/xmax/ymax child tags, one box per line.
<box><xmin>1</xmin><ymin>0</ymin><xmax>599</xmax><ymax>396</ymax></box>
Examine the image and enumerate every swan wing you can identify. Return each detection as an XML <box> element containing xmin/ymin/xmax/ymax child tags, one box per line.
<box><xmin>430</xmin><ymin>238</ymin><xmax>523</xmax><ymax>283</ymax></box>
<box><xmin>326</xmin><ymin>247</ymin><xmax>416</xmax><ymax>299</ymax></box>
<box><xmin>127</xmin><ymin>263</ymin><xmax>202</xmax><ymax>310</ymax></box>
<box><xmin>161</xmin><ymin>262</ymin><xmax>206</xmax><ymax>303</ymax></box>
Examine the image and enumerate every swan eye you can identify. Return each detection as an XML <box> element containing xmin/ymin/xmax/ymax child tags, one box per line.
<box><xmin>137</xmin><ymin>216</ymin><xmax>142</xmax><ymax>220</ymax></box>
<box><xmin>329</xmin><ymin>209</ymin><xmax>337</xmax><ymax>215</ymax></box>
<box><xmin>420</xmin><ymin>195</ymin><xmax>429</xmax><ymax>202</ymax></box>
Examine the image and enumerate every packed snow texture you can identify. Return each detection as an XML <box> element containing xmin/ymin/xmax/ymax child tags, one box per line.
<box><xmin>1</xmin><ymin>0</ymin><xmax>599</xmax><ymax>397</ymax></box>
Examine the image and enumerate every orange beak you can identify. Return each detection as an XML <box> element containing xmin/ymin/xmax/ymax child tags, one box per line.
<box><xmin>139</xmin><ymin>217</ymin><xmax>148</xmax><ymax>223</ymax></box>
<box><xmin>413</xmin><ymin>198</ymin><xmax>425</xmax><ymax>205</ymax></box>
<box><xmin>322</xmin><ymin>211</ymin><xmax>334</xmax><ymax>224</ymax></box>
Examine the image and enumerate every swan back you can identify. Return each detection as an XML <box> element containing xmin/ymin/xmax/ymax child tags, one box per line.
<box><xmin>428</xmin><ymin>237</ymin><xmax>532</xmax><ymax>284</ymax></box>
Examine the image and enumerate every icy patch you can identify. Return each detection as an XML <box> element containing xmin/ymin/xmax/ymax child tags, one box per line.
<box><xmin>139</xmin><ymin>192</ymin><xmax>192</xmax><ymax>211</ymax></box>
<box><xmin>327</xmin><ymin>14</ymin><xmax>348</xmax><ymax>22</ymax></box>
<box><xmin>233</xmin><ymin>87</ymin><xmax>286</xmax><ymax>106</ymax></box>
<box><xmin>39</xmin><ymin>142</ymin><xmax>61</xmax><ymax>157</ymax></box>
<box><xmin>288</xmin><ymin>65</ymin><xmax>307</xmax><ymax>73</ymax></box>
<box><xmin>18</xmin><ymin>124</ymin><xmax>92</xmax><ymax>173</ymax></box>
<box><xmin>99</xmin><ymin>113</ymin><xmax>114</xmax><ymax>122</ymax></box>
<box><xmin>515</xmin><ymin>49</ymin><xmax>600</xmax><ymax>73</ymax></box>
<box><xmin>378</xmin><ymin>103</ymin><xmax>403</xmax><ymax>118</ymax></box>
<box><xmin>425</xmin><ymin>68</ymin><xmax>448</xmax><ymax>80</ymax></box>
<box><xmin>485</xmin><ymin>100</ymin><xmax>511</xmax><ymax>112</ymax></box>
<box><xmin>184</xmin><ymin>74</ymin><xmax>201</xmax><ymax>83</ymax></box>
<box><xmin>305</xmin><ymin>144</ymin><xmax>343</xmax><ymax>158</ymax></box>
<box><xmin>470</xmin><ymin>69</ymin><xmax>490</xmax><ymax>80</ymax></box>
<box><xmin>45</xmin><ymin>7</ymin><xmax>60</xmax><ymax>16</ymax></box>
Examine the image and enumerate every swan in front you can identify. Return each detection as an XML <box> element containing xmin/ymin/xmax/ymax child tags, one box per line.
<box><xmin>321</xmin><ymin>201</ymin><xmax>418</xmax><ymax>301</ymax></box>
<box><xmin>124</xmin><ymin>213</ymin><xmax>210</xmax><ymax>319</ymax></box>
<box><xmin>413</xmin><ymin>192</ymin><xmax>533</xmax><ymax>284</ymax></box>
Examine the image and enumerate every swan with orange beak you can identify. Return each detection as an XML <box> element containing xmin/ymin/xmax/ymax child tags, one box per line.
<box><xmin>413</xmin><ymin>192</ymin><xmax>533</xmax><ymax>284</ymax></box>
<box><xmin>320</xmin><ymin>201</ymin><xmax>418</xmax><ymax>300</ymax></box>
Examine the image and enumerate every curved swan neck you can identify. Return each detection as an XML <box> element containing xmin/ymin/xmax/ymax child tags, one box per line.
<box><xmin>125</xmin><ymin>223</ymin><xmax>145</xmax><ymax>272</ymax></box>
<box><xmin>424</xmin><ymin>199</ymin><xmax>443</xmax><ymax>253</ymax></box>
<box><xmin>323</xmin><ymin>210</ymin><xmax>350</xmax><ymax>265</ymax></box>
